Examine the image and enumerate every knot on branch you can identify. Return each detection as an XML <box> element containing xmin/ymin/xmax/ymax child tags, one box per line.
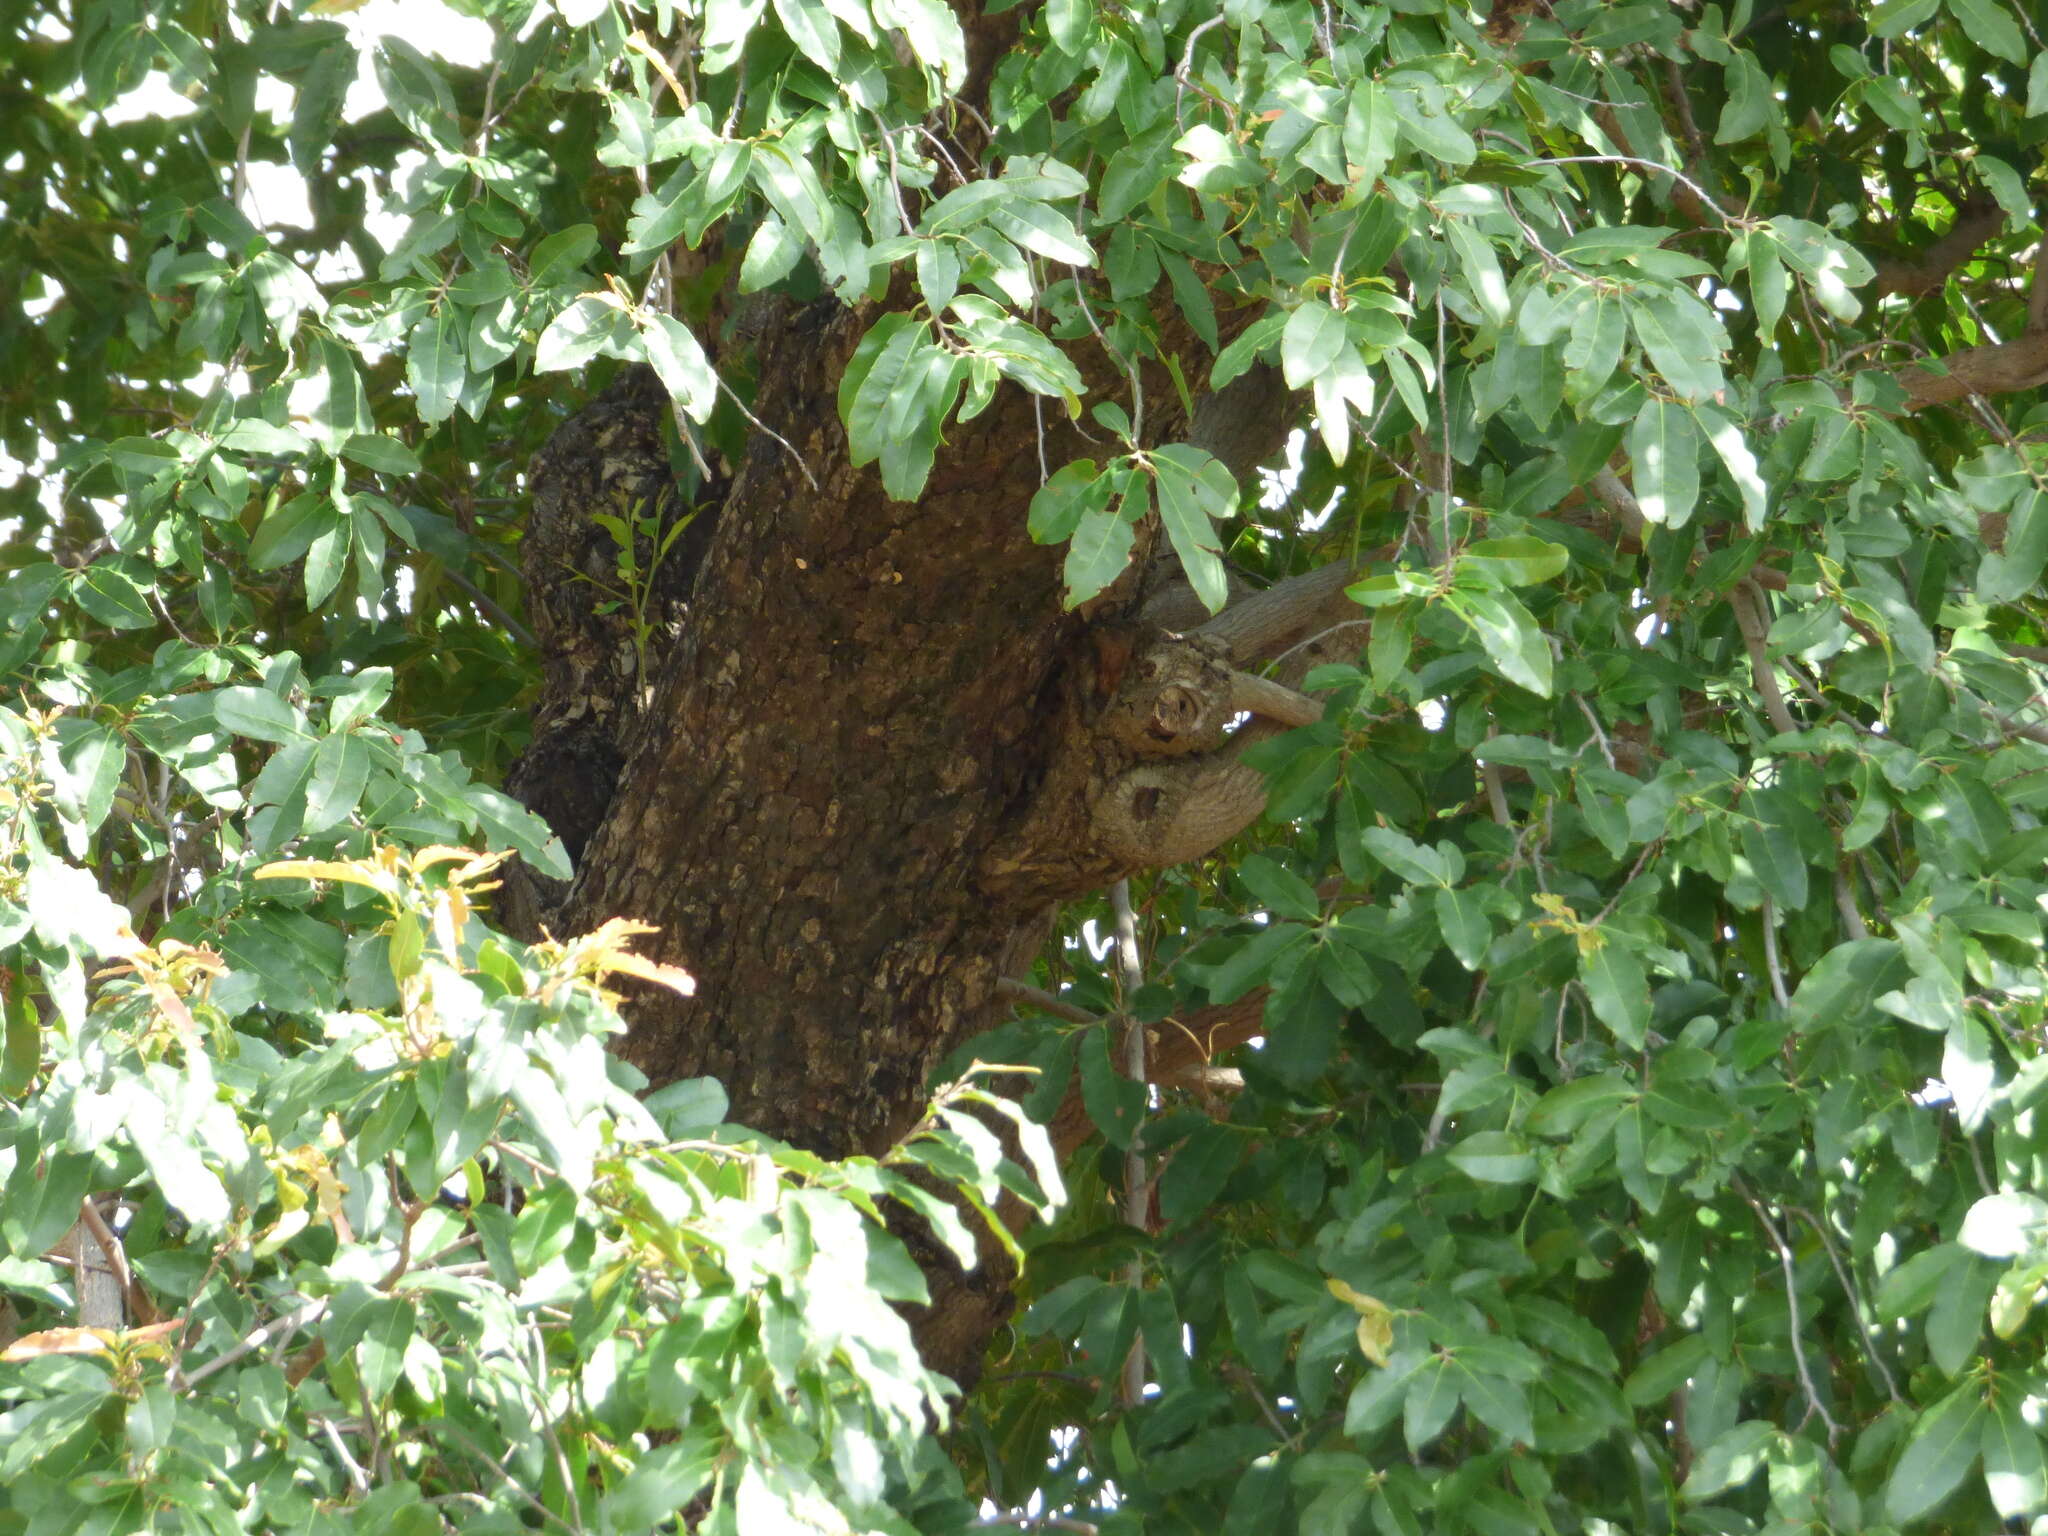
<box><xmin>982</xmin><ymin>618</ymin><xmax>1328</xmax><ymax>903</ymax></box>
<box><xmin>1098</xmin><ymin>632</ymin><xmax>1238</xmax><ymax>757</ymax></box>
<box><xmin>1093</xmin><ymin>756</ymin><xmax>1272</xmax><ymax>869</ymax></box>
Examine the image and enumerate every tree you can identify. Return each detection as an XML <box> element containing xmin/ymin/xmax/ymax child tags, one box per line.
<box><xmin>6</xmin><ymin>0</ymin><xmax>2048</xmax><ymax>1527</ymax></box>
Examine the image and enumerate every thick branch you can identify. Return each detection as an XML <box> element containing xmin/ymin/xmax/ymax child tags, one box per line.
<box><xmin>1899</xmin><ymin>332</ymin><xmax>2048</xmax><ymax>410</ymax></box>
<box><xmin>1194</xmin><ymin>559</ymin><xmax>1365</xmax><ymax>665</ymax></box>
<box><xmin>1870</xmin><ymin>200</ymin><xmax>2005</xmax><ymax>299</ymax></box>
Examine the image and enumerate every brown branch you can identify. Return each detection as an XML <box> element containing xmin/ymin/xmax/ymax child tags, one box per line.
<box><xmin>995</xmin><ymin>977</ymin><xmax>1097</xmax><ymax>1025</ymax></box>
<box><xmin>1731</xmin><ymin>579</ymin><xmax>1798</xmax><ymax>736</ymax></box>
<box><xmin>1898</xmin><ymin>332</ymin><xmax>2048</xmax><ymax>410</ymax></box>
<box><xmin>1870</xmin><ymin>200</ymin><xmax>2005</xmax><ymax>299</ymax></box>
<box><xmin>1045</xmin><ymin>991</ymin><xmax>1269</xmax><ymax>1159</ymax></box>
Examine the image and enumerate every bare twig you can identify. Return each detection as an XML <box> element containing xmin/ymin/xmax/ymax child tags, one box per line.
<box><xmin>1760</xmin><ymin>899</ymin><xmax>1791</xmax><ymax>1012</ymax></box>
<box><xmin>1831</xmin><ymin>867</ymin><xmax>1868</xmax><ymax>940</ymax></box>
<box><xmin>177</xmin><ymin>1298</ymin><xmax>330</xmax><ymax>1393</ymax></box>
<box><xmin>316</xmin><ymin>1415</ymin><xmax>372</xmax><ymax>1494</ymax></box>
<box><xmin>1731</xmin><ymin>579</ymin><xmax>1798</xmax><ymax>736</ymax></box>
<box><xmin>996</xmin><ymin>977</ymin><xmax>1099</xmax><ymax>1025</ymax></box>
<box><xmin>435</xmin><ymin>1420</ymin><xmax>581</xmax><ymax>1533</ymax></box>
<box><xmin>1737</xmin><ymin>1184</ymin><xmax>1842</xmax><ymax>1445</ymax></box>
<box><xmin>1111</xmin><ymin>878</ymin><xmax>1149</xmax><ymax>1407</ymax></box>
<box><xmin>1785</xmin><ymin>1204</ymin><xmax>1902</xmax><ymax>1405</ymax></box>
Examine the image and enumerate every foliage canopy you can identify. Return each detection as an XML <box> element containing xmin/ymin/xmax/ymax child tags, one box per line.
<box><xmin>8</xmin><ymin>0</ymin><xmax>2048</xmax><ymax>1531</ymax></box>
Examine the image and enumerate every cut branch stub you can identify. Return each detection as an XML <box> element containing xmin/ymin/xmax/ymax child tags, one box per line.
<box><xmin>982</xmin><ymin>609</ymin><xmax>1335</xmax><ymax>899</ymax></box>
<box><xmin>1097</xmin><ymin>632</ymin><xmax>1238</xmax><ymax>757</ymax></box>
<box><xmin>1093</xmin><ymin>751</ymin><xmax>1272</xmax><ymax>869</ymax></box>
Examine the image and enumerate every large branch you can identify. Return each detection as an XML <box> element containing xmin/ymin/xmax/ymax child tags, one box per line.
<box><xmin>1870</xmin><ymin>199</ymin><xmax>2006</xmax><ymax>298</ymax></box>
<box><xmin>1899</xmin><ymin>332</ymin><xmax>2048</xmax><ymax>410</ymax></box>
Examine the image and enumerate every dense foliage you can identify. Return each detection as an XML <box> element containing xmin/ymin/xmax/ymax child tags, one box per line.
<box><xmin>7</xmin><ymin>0</ymin><xmax>2048</xmax><ymax>1531</ymax></box>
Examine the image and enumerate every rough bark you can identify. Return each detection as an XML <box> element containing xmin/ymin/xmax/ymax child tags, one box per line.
<box><xmin>502</xmin><ymin>280</ymin><xmax>1331</xmax><ymax>1384</ymax></box>
<box><xmin>1899</xmin><ymin>330</ymin><xmax>2048</xmax><ymax>410</ymax></box>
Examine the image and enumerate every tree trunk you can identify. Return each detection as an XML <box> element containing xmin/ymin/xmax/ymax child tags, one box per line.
<box><xmin>506</xmin><ymin>292</ymin><xmax>1309</xmax><ymax>1381</ymax></box>
<box><xmin>560</xmin><ymin>298</ymin><xmax>1090</xmax><ymax>1158</ymax></box>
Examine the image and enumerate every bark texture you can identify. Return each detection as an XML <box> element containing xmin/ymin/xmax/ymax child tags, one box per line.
<box><xmin>504</xmin><ymin>293</ymin><xmax>1326</xmax><ymax>1382</ymax></box>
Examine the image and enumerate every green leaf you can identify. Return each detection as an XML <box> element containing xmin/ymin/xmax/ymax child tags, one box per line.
<box><xmin>1630</xmin><ymin>292</ymin><xmax>1725</xmax><ymax>402</ymax></box>
<box><xmin>71</xmin><ymin>562</ymin><xmax>154</xmax><ymax>630</ymax></box>
<box><xmin>303</xmin><ymin>731</ymin><xmax>370</xmax><ymax>835</ymax></box>
<box><xmin>1079</xmin><ymin>1025</ymin><xmax>1144</xmax><ymax>1148</ymax></box>
<box><xmin>1886</xmin><ymin>1386</ymin><xmax>1988</xmax><ymax>1523</ymax></box>
<box><xmin>1581</xmin><ymin>938</ymin><xmax>1650</xmax><ymax>1049</ymax></box>
<box><xmin>1237</xmin><ymin>854</ymin><xmax>1321</xmax><ymax>922</ymax></box>
<box><xmin>1028</xmin><ymin>458</ymin><xmax>1110</xmax><ymax>544</ymax></box>
<box><xmin>1159</xmin><ymin>1123</ymin><xmax>1240</xmax><ymax>1222</ymax></box>
<box><xmin>639</xmin><ymin>313</ymin><xmax>719</xmax><ymax>422</ymax></box>
<box><xmin>772</xmin><ymin>0</ymin><xmax>841</xmax><ymax>70</ymax></box>
<box><xmin>1876</xmin><ymin>1242</ymin><xmax>1967</xmax><ymax>1319</ymax></box>
<box><xmin>535</xmin><ymin>295</ymin><xmax>632</xmax><ymax>374</ymax></box>
<box><xmin>1699</xmin><ymin>407</ymin><xmax>1768</xmax><ymax>530</ymax></box>
<box><xmin>529</xmin><ymin>224</ymin><xmax>600</xmax><ymax>286</ymax></box>
<box><xmin>1281</xmin><ymin>304</ymin><xmax>1348</xmax><ymax>389</ymax></box>
<box><xmin>1715</xmin><ymin>51</ymin><xmax>1773</xmax><ymax>143</ymax></box>
<box><xmin>355</xmin><ymin>1297</ymin><xmax>418</xmax><ymax>1403</ymax></box>
<box><xmin>1344</xmin><ymin>80</ymin><xmax>1398</xmax><ymax>185</ymax></box>
<box><xmin>1390</xmin><ymin>83</ymin><xmax>1475</xmax><ymax>165</ymax></box>
<box><xmin>1958</xmin><ymin>1193</ymin><xmax>2048</xmax><ymax>1260</ymax></box>
<box><xmin>1063</xmin><ymin>505</ymin><xmax>1136</xmax><ymax>608</ymax></box>
<box><xmin>1947</xmin><ymin>0</ymin><xmax>2027</xmax><ymax>61</ymax></box>
<box><xmin>1432</xmin><ymin>885</ymin><xmax>1489</xmax><ymax>969</ymax></box>
<box><xmin>1981</xmin><ymin>1395</ymin><xmax>2048</xmax><ymax>1519</ymax></box>
<box><xmin>1459</xmin><ymin>536</ymin><xmax>1569</xmax><ymax>586</ymax></box>
<box><xmin>1446</xmin><ymin>1130</ymin><xmax>1535</xmax><ymax>1185</ymax></box>
<box><xmin>212</xmin><ymin>686</ymin><xmax>304</xmax><ymax>745</ymax></box>
<box><xmin>1150</xmin><ymin>444</ymin><xmax>1236</xmax><ymax>613</ymax></box>
<box><xmin>1630</xmin><ymin>398</ymin><xmax>1699</xmax><ymax>528</ymax></box>
<box><xmin>1403</xmin><ymin>1355</ymin><xmax>1461</xmax><ymax>1451</ymax></box>
<box><xmin>1740</xmin><ymin>809</ymin><xmax>1808</xmax><ymax>911</ymax></box>
<box><xmin>1978</xmin><ymin>488</ymin><xmax>2048</xmax><ymax>604</ymax></box>
<box><xmin>987</xmin><ymin>201</ymin><xmax>1093</xmax><ymax>267</ymax></box>
<box><xmin>1045</xmin><ymin>0</ymin><xmax>1090</xmax><ymax>52</ymax></box>
<box><xmin>341</xmin><ymin>435</ymin><xmax>422</xmax><ymax>476</ymax></box>
<box><xmin>1624</xmin><ymin>1334</ymin><xmax>1708</xmax><ymax>1406</ymax></box>
<box><xmin>1683</xmin><ymin>1421</ymin><xmax>1778</xmax><ymax>1500</ymax></box>
<box><xmin>1451</xmin><ymin>588</ymin><xmax>1552</xmax><ymax>696</ymax></box>
<box><xmin>1357</xmin><ymin>827</ymin><xmax>1450</xmax><ymax>885</ymax></box>
<box><xmin>406</xmin><ymin>309</ymin><xmax>464</xmax><ymax>425</ymax></box>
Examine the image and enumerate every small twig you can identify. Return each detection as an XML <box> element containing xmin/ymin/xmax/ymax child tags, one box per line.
<box><xmin>1111</xmin><ymin>878</ymin><xmax>1149</xmax><ymax>1408</ymax></box>
<box><xmin>1784</xmin><ymin>1204</ymin><xmax>1902</xmax><ymax>1404</ymax></box>
<box><xmin>437</xmin><ymin>562</ymin><xmax>538</xmax><ymax>650</ymax></box>
<box><xmin>1574</xmin><ymin>695</ymin><xmax>1617</xmax><ymax>770</ymax></box>
<box><xmin>1831</xmin><ymin>867</ymin><xmax>1868</xmax><ymax>940</ymax></box>
<box><xmin>1222</xmin><ymin>1358</ymin><xmax>1297</xmax><ymax>1447</ymax></box>
<box><xmin>1589</xmin><ymin>467</ymin><xmax>1647</xmax><ymax>543</ymax></box>
<box><xmin>1736</xmin><ymin>1183</ymin><xmax>1841</xmax><ymax>1444</ymax></box>
<box><xmin>1760</xmin><ymin>899</ymin><xmax>1791</xmax><ymax>1012</ymax></box>
<box><xmin>2026</xmin><ymin>243</ymin><xmax>2048</xmax><ymax>335</ymax></box>
<box><xmin>1533</xmin><ymin>153</ymin><xmax>1739</xmax><ymax>230</ymax></box>
<box><xmin>996</xmin><ymin>976</ymin><xmax>1099</xmax><ymax>1025</ymax></box>
<box><xmin>316</xmin><ymin>1415</ymin><xmax>371</xmax><ymax>1495</ymax></box>
<box><xmin>723</xmin><ymin>374</ymin><xmax>819</xmax><ymax>491</ymax></box>
<box><xmin>1731</xmin><ymin>579</ymin><xmax>1798</xmax><ymax>736</ymax></box>
<box><xmin>177</xmin><ymin>1297</ymin><xmax>330</xmax><ymax>1393</ymax></box>
<box><xmin>1480</xmin><ymin>758</ymin><xmax>1511</xmax><ymax>827</ymax></box>
<box><xmin>529</xmin><ymin>1325</ymin><xmax>584</xmax><ymax>1531</ymax></box>
<box><xmin>435</xmin><ymin>1420</ymin><xmax>581</xmax><ymax>1533</ymax></box>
